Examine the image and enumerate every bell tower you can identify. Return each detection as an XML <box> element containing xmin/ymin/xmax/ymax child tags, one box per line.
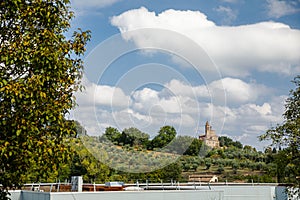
<box><xmin>199</xmin><ymin>121</ymin><xmax>220</xmax><ymax>148</ymax></box>
<box><xmin>205</xmin><ymin>121</ymin><xmax>210</xmax><ymax>135</ymax></box>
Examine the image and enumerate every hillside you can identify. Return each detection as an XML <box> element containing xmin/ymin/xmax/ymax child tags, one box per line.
<box><xmin>19</xmin><ymin>133</ymin><xmax>279</xmax><ymax>184</ymax></box>
<box><xmin>74</xmin><ymin>135</ymin><xmax>276</xmax><ymax>184</ymax></box>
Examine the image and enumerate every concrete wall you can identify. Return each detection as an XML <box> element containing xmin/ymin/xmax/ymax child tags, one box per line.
<box><xmin>21</xmin><ymin>191</ymin><xmax>50</xmax><ymax>200</ymax></box>
<box><xmin>213</xmin><ymin>186</ymin><xmax>277</xmax><ymax>200</ymax></box>
<box><xmin>8</xmin><ymin>185</ymin><xmax>291</xmax><ymax>200</ymax></box>
<box><xmin>50</xmin><ymin>190</ymin><xmax>224</xmax><ymax>200</ymax></box>
<box><xmin>9</xmin><ymin>190</ymin><xmax>223</xmax><ymax>200</ymax></box>
<box><xmin>8</xmin><ymin>190</ymin><xmax>21</xmax><ymax>200</ymax></box>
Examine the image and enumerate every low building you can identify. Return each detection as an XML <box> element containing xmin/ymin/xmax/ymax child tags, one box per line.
<box><xmin>188</xmin><ymin>174</ymin><xmax>218</xmax><ymax>182</ymax></box>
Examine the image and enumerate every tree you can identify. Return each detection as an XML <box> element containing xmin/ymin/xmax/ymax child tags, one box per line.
<box><xmin>219</xmin><ymin>136</ymin><xmax>243</xmax><ymax>149</ymax></box>
<box><xmin>260</xmin><ymin>76</ymin><xmax>300</xmax><ymax>189</ymax></box>
<box><xmin>74</xmin><ymin>120</ymin><xmax>87</xmax><ymax>137</ymax></box>
<box><xmin>72</xmin><ymin>139</ymin><xmax>110</xmax><ymax>183</ymax></box>
<box><xmin>0</xmin><ymin>0</ymin><xmax>90</xmax><ymax>198</ymax></box>
<box><xmin>150</xmin><ymin>126</ymin><xmax>177</xmax><ymax>149</ymax></box>
<box><xmin>204</xmin><ymin>158</ymin><xmax>212</xmax><ymax>170</ymax></box>
<box><xmin>183</xmin><ymin>138</ymin><xmax>203</xmax><ymax>156</ymax></box>
<box><xmin>119</xmin><ymin>127</ymin><xmax>149</xmax><ymax>147</ymax></box>
<box><xmin>166</xmin><ymin>135</ymin><xmax>193</xmax><ymax>154</ymax></box>
<box><xmin>102</xmin><ymin>127</ymin><xmax>121</xmax><ymax>144</ymax></box>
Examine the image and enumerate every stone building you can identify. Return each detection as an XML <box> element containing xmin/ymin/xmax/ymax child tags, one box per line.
<box><xmin>199</xmin><ymin>121</ymin><xmax>219</xmax><ymax>148</ymax></box>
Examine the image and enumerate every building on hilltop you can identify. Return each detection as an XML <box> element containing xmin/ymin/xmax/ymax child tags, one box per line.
<box><xmin>199</xmin><ymin>121</ymin><xmax>219</xmax><ymax>148</ymax></box>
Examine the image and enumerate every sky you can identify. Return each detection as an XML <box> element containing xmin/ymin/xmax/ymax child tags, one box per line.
<box><xmin>69</xmin><ymin>0</ymin><xmax>300</xmax><ymax>151</ymax></box>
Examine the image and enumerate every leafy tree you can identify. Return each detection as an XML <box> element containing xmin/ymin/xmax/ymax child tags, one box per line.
<box><xmin>183</xmin><ymin>138</ymin><xmax>203</xmax><ymax>156</ymax></box>
<box><xmin>150</xmin><ymin>126</ymin><xmax>176</xmax><ymax>149</ymax></box>
<box><xmin>0</xmin><ymin>0</ymin><xmax>90</xmax><ymax>198</ymax></box>
<box><xmin>217</xmin><ymin>164</ymin><xmax>224</xmax><ymax>174</ymax></box>
<box><xmin>204</xmin><ymin>158</ymin><xmax>212</xmax><ymax>170</ymax></box>
<box><xmin>233</xmin><ymin>141</ymin><xmax>243</xmax><ymax>149</ymax></box>
<box><xmin>166</xmin><ymin>135</ymin><xmax>193</xmax><ymax>154</ymax></box>
<box><xmin>73</xmin><ymin>141</ymin><xmax>110</xmax><ymax>183</ymax></box>
<box><xmin>74</xmin><ymin>120</ymin><xmax>87</xmax><ymax>137</ymax></box>
<box><xmin>260</xmin><ymin>75</ymin><xmax>300</xmax><ymax>188</ymax></box>
<box><xmin>199</xmin><ymin>143</ymin><xmax>210</xmax><ymax>157</ymax></box>
<box><xmin>243</xmin><ymin>145</ymin><xmax>255</xmax><ymax>151</ymax></box>
<box><xmin>102</xmin><ymin>127</ymin><xmax>121</xmax><ymax>144</ymax></box>
<box><xmin>219</xmin><ymin>136</ymin><xmax>243</xmax><ymax>149</ymax></box>
<box><xmin>160</xmin><ymin>162</ymin><xmax>182</xmax><ymax>181</ymax></box>
<box><xmin>120</xmin><ymin>127</ymin><xmax>149</xmax><ymax>147</ymax></box>
<box><xmin>70</xmin><ymin>153</ymin><xmax>87</xmax><ymax>177</ymax></box>
<box><xmin>219</xmin><ymin>136</ymin><xmax>233</xmax><ymax>147</ymax></box>
<box><xmin>231</xmin><ymin>161</ymin><xmax>239</xmax><ymax>174</ymax></box>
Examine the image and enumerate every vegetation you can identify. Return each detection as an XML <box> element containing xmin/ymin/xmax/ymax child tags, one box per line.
<box><xmin>1</xmin><ymin>118</ymin><xmax>295</xmax><ymax>190</ymax></box>
<box><xmin>260</xmin><ymin>75</ymin><xmax>300</xmax><ymax>196</ymax></box>
<box><xmin>9</xmin><ymin>124</ymin><xmax>285</xmax><ymax>186</ymax></box>
<box><xmin>0</xmin><ymin>0</ymin><xmax>90</xmax><ymax>198</ymax></box>
<box><xmin>150</xmin><ymin>126</ymin><xmax>177</xmax><ymax>150</ymax></box>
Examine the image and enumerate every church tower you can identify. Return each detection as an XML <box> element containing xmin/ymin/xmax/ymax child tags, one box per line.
<box><xmin>205</xmin><ymin>121</ymin><xmax>210</xmax><ymax>135</ymax></box>
<box><xmin>199</xmin><ymin>121</ymin><xmax>220</xmax><ymax>148</ymax></box>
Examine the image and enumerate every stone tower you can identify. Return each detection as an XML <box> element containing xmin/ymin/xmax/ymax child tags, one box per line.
<box><xmin>199</xmin><ymin>121</ymin><xmax>219</xmax><ymax>148</ymax></box>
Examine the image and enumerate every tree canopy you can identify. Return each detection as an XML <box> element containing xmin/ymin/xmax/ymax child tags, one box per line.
<box><xmin>119</xmin><ymin>127</ymin><xmax>149</xmax><ymax>147</ymax></box>
<box><xmin>102</xmin><ymin>127</ymin><xmax>122</xmax><ymax>144</ymax></box>
<box><xmin>0</xmin><ymin>0</ymin><xmax>90</xmax><ymax>197</ymax></box>
<box><xmin>260</xmin><ymin>75</ymin><xmax>300</xmax><ymax>187</ymax></box>
<box><xmin>150</xmin><ymin>126</ymin><xmax>177</xmax><ymax>149</ymax></box>
<box><xmin>219</xmin><ymin>136</ymin><xmax>243</xmax><ymax>149</ymax></box>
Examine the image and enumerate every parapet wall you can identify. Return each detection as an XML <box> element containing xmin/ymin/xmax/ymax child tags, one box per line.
<box><xmin>8</xmin><ymin>185</ymin><xmax>292</xmax><ymax>200</ymax></box>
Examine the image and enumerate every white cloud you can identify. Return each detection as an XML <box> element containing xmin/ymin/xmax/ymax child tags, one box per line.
<box><xmin>248</xmin><ymin>103</ymin><xmax>272</xmax><ymax>115</ymax></box>
<box><xmin>72</xmin><ymin>76</ymin><xmax>286</xmax><ymax>150</ymax></box>
<box><xmin>209</xmin><ymin>78</ymin><xmax>271</xmax><ymax>104</ymax></box>
<box><xmin>164</xmin><ymin>78</ymin><xmax>271</xmax><ymax>105</ymax></box>
<box><xmin>215</xmin><ymin>6</ymin><xmax>238</xmax><ymax>25</ymax></box>
<box><xmin>164</xmin><ymin>79</ymin><xmax>209</xmax><ymax>99</ymax></box>
<box><xmin>131</xmin><ymin>88</ymin><xmax>182</xmax><ymax>114</ymax></box>
<box><xmin>266</xmin><ymin>0</ymin><xmax>299</xmax><ymax>18</ymax></box>
<box><xmin>76</xmin><ymin>77</ymin><xmax>130</xmax><ymax>107</ymax></box>
<box><xmin>111</xmin><ymin>7</ymin><xmax>300</xmax><ymax>76</ymax></box>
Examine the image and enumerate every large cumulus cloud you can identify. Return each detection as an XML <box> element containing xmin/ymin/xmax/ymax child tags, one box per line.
<box><xmin>111</xmin><ymin>7</ymin><xmax>300</xmax><ymax>76</ymax></box>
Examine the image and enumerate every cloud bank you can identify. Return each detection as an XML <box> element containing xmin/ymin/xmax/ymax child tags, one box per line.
<box><xmin>111</xmin><ymin>7</ymin><xmax>300</xmax><ymax>76</ymax></box>
<box><xmin>73</xmin><ymin>77</ymin><xmax>284</xmax><ymax>149</ymax></box>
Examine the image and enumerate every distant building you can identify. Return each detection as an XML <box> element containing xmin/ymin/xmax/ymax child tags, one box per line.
<box><xmin>188</xmin><ymin>174</ymin><xmax>218</xmax><ymax>183</ymax></box>
<box><xmin>199</xmin><ymin>121</ymin><xmax>219</xmax><ymax>148</ymax></box>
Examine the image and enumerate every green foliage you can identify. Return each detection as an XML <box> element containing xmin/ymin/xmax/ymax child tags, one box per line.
<box><xmin>183</xmin><ymin>138</ymin><xmax>203</xmax><ymax>156</ymax></box>
<box><xmin>150</xmin><ymin>126</ymin><xmax>177</xmax><ymax>149</ymax></box>
<box><xmin>205</xmin><ymin>158</ymin><xmax>212</xmax><ymax>170</ymax></box>
<box><xmin>102</xmin><ymin>127</ymin><xmax>121</xmax><ymax>144</ymax></box>
<box><xmin>217</xmin><ymin>164</ymin><xmax>224</xmax><ymax>174</ymax></box>
<box><xmin>119</xmin><ymin>127</ymin><xmax>149</xmax><ymax>147</ymax></box>
<box><xmin>80</xmin><ymin>135</ymin><xmax>180</xmax><ymax>173</ymax></box>
<box><xmin>70</xmin><ymin>153</ymin><xmax>87</xmax><ymax>177</ymax></box>
<box><xmin>120</xmin><ymin>127</ymin><xmax>149</xmax><ymax>147</ymax></box>
<box><xmin>0</xmin><ymin>0</ymin><xmax>90</xmax><ymax>197</ymax></box>
<box><xmin>74</xmin><ymin>121</ymin><xmax>87</xmax><ymax>137</ymax></box>
<box><xmin>71</xmin><ymin>139</ymin><xmax>110</xmax><ymax>183</ymax></box>
<box><xmin>166</xmin><ymin>135</ymin><xmax>194</xmax><ymax>154</ymax></box>
<box><xmin>219</xmin><ymin>136</ymin><xmax>243</xmax><ymax>149</ymax></box>
<box><xmin>260</xmin><ymin>75</ymin><xmax>300</xmax><ymax>187</ymax></box>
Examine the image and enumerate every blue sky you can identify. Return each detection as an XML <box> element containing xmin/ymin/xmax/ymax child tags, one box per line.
<box><xmin>69</xmin><ymin>0</ymin><xmax>300</xmax><ymax>150</ymax></box>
